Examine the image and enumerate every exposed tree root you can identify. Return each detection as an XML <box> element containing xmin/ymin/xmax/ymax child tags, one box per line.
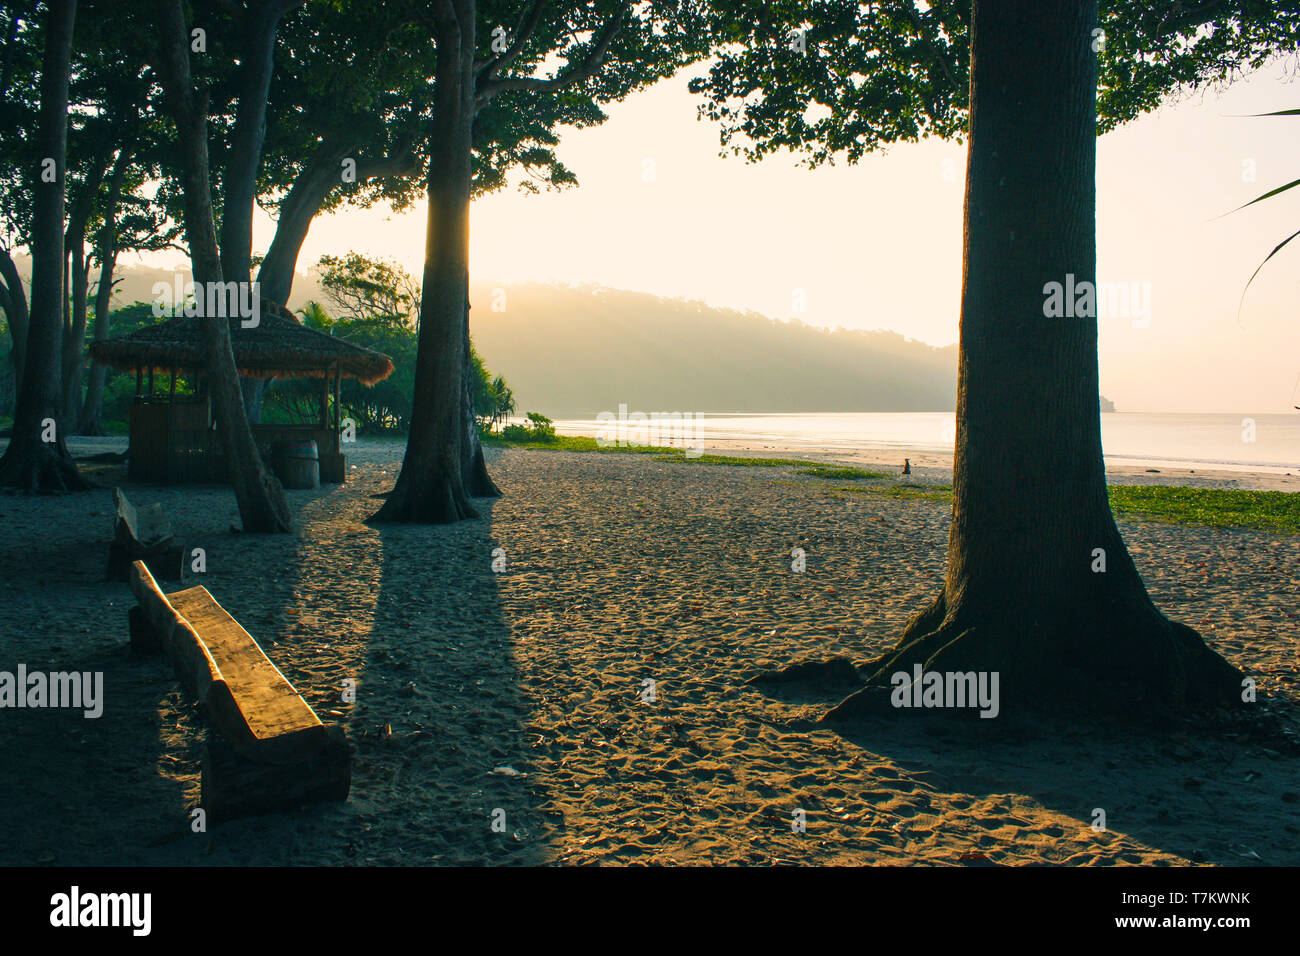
<box><xmin>818</xmin><ymin>590</ymin><xmax>1248</xmax><ymax>726</ymax></box>
<box><xmin>368</xmin><ymin>467</ymin><xmax>478</xmax><ymax>525</ymax></box>
<box><xmin>749</xmin><ymin>656</ymin><xmax>864</xmax><ymax>690</ymax></box>
<box><xmin>237</xmin><ymin>467</ymin><xmax>292</xmax><ymax>533</ymax></box>
<box><xmin>465</xmin><ymin>442</ymin><xmax>501</xmax><ymax>499</ymax></box>
<box><xmin>0</xmin><ymin>442</ymin><xmax>93</xmax><ymax>494</ymax></box>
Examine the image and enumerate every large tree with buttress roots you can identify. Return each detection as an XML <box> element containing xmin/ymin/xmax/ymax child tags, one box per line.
<box><xmin>694</xmin><ymin>0</ymin><xmax>1300</xmax><ymax>718</ymax></box>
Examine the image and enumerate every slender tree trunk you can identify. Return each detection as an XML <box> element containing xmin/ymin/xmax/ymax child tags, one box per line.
<box><xmin>80</xmin><ymin>142</ymin><xmax>133</xmax><ymax>435</ymax></box>
<box><xmin>58</xmin><ymin>142</ymin><xmax>110</xmax><ymax>435</ymax></box>
<box><xmin>219</xmin><ymin>1</ymin><xmax>283</xmax><ymax>285</ymax></box>
<box><xmin>221</xmin><ymin>0</ymin><xmax>304</xmax><ymax>427</ymax></box>
<box><xmin>60</xmin><ymin>249</ymin><xmax>69</xmax><ymax>393</ymax></box>
<box><xmin>239</xmin><ymin>144</ymin><xmax>343</xmax><ymax>423</ymax></box>
<box><xmin>256</xmin><ymin>140</ymin><xmax>421</xmax><ymax>305</ymax></box>
<box><xmin>78</xmin><ymin>245</ymin><xmax>116</xmax><ymax>434</ymax></box>
<box><xmin>0</xmin><ymin>285</ymin><xmax>11</xmax><ymax>419</ymax></box>
<box><xmin>0</xmin><ymin>247</ymin><xmax>29</xmax><ymax>401</ymax></box>
<box><xmin>156</xmin><ymin>0</ymin><xmax>289</xmax><ymax>532</ymax></box>
<box><xmin>241</xmin><ymin>139</ymin><xmax>419</xmax><ymax>424</ymax></box>
<box><xmin>0</xmin><ymin>0</ymin><xmax>86</xmax><ymax>492</ymax></box>
<box><xmin>240</xmin><ymin>374</ymin><xmax>268</xmax><ymax>423</ymax></box>
<box><xmin>827</xmin><ymin>0</ymin><xmax>1240</xmax><ymax>722</ymax></box>
<box><xmin>60</xmin><ymin>235</ymin><xmax>89</xmax><ymax>432</ymax></box>
<box><xmin>370</xmin><ymin>0</ymin><xmax>477</xmax><ymax>524</ymax></box>
<box><xmin>256</xmin><ymin>135</ymin><xmax>353</xmax><ymax>306</ymax></box>
<box><xmin>463</xmin><ymin>303</ymin><xmax>500</xmax><ymax>497</ymax></box>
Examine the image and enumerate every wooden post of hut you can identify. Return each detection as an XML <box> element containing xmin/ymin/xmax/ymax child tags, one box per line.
<box><xmin>319</xmin><ymin>367</ymin><xmax>329</xmax><ymax>431</ymax></box>
<box><xmin>333</xmin><ymin>363</ymin><xmax>341</xmax><ymax>432</ymax></box>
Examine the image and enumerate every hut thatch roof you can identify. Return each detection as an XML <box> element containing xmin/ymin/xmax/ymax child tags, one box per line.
<box><xmin>90</xmin><ymin>303</ymin><xmax>395</xmax><ymax>386</ymax></box>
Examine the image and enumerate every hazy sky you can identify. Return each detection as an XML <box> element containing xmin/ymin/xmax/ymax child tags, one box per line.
<box><xmin>143</xmin><ymin>62</ymin><xmax>1300</xmax><ymax>414</ymax></box>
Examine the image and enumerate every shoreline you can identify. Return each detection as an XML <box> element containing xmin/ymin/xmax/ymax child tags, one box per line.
<box><xmin>42</xmin><ymin>433</ymin><xmax>1300</xmax><ymax>493</ymax></box>
<box><xmin>550</xmin><ymin>431</ymin><xmax>1300</xmax><ymax>494</ymax></box>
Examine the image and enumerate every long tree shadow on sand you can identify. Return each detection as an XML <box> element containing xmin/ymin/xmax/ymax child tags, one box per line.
<box><xmin>170</xmin><ymin>455</ymin><xmax>555</xmax><ymax>865</ymax></box>
<box><xmin>756</xmin><ymin>673</ymin><xmax>1300</xmax><ymax>865</ymax></box>
<box><xmin>0</xmin><ymin>441</ymin><xmax>548</xmax><ymax>864</ymax></box>
<box><xmin>342</xmin><ymin>493</ymin><xmax>557</xmax><ymax>864</ymax></box>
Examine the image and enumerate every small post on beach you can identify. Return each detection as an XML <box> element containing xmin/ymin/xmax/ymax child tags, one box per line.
<box><xmin>903</xmin><ymin>458</ymin><xmax>911</xmax><ymax>475</ymax></box>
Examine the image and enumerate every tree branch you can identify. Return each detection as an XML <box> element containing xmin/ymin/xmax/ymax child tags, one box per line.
<box><xmin>1148</xmin><ymin>0</ymin><xmax>1234</xmax><ymax>38</ymax></box>
<box><xmin>475</xmin><ymin>0</ymin><xmax>629</xmax><ymax>106</ymax></box>
<box><xmin>356</xmin><ymin>148</ymin><xmax>420</xmax><ymax>181</ymax></box>
<box><xmin>902</xmin><ymin>1</ymin><xmax>960</xmax><ymax>95</ymax></box>
<box><xmin>475</xmin><ymin>0</ymin><xmax>548</xmax><ymax>82</ymax></box>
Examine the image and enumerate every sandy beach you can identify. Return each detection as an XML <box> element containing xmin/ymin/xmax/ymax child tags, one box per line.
<box><xmin>0</xmin><ymin>435</ymin><xmax>1297</xmax><ymax>866</ymax></box>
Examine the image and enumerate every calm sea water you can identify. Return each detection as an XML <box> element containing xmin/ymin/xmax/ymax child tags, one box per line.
<box><xmin>553</xmin><ymin>412</ymin><xmax>1300</xmax><ymax>475</ymax></box>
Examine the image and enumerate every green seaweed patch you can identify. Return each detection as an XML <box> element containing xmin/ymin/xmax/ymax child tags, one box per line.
<box><xmin>1108</xmin><ymin>485</ymin><xmax>1300</xmax><ymax>534</ymax></box>
<box><xmin>483</xmin><ymin>433</ymin><xmax>673</xmax><ymax>455</ymax></box>
<box><xmin>781</xmin><ymin>481</ymin><xmax>954</xmax><ymax>501</ymax></box>
<box><xmin>652</xmin><ymin>453</ymin><xmax>815</xmax><ymax>468</ymax></box>
<box><xmin>796</xmin><ymin>464</ymin><xmax>890</xmax><ymax>480</ymax></box>
<box><xmin>798</xmin><ymin>480</ymin><xmax>1299</xmax><ymax>531</ymax></box>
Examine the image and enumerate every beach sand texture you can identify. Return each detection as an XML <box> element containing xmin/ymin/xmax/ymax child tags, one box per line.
<box><xmin>0</xmin><ymin>438</ymin><xmax>1296</xmax><ymax>866</ymax></box>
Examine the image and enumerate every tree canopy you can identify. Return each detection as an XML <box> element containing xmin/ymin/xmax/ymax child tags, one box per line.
<box><xmin>689</xmin><ymin>0</ymin><xmax>1300</xmax><ymax>166</ymax></box>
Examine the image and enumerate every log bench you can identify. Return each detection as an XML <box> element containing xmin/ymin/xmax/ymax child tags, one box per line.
<box><xmin>128</xmin><ymin>560</ymin><xmax>350</xmax><ymax>823</ymax></box>
<box><xmin>107</xmin><ymin>488</ymin><xmax>185</xmax><ymax>582</ymax></box>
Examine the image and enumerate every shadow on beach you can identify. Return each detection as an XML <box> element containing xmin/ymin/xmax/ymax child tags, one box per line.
<box><xmin>0</xmin><ymin>447</ymin><xmax>554</xmax><ymax>865</ymax></box>
<box><xmin>770</xmin><ymin>684</ymin><xmax>1300</xmax><ymax>866</ymax></box>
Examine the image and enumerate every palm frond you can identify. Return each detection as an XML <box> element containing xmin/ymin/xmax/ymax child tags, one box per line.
<box><xmin>1237</xmin><ymin>227</ymin><xmax>1300</xmax><ymax>321</ymax></box>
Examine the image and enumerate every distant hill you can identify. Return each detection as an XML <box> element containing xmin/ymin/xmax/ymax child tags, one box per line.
<box><xmin>46</xmin><ymin>261</ymin><xmax>960</xmax><ymax>417</ymax></box>
<box><xmin>461</xmin><ymin>283</ymin><xmax>958</xmax><ymax>417</ymax></box>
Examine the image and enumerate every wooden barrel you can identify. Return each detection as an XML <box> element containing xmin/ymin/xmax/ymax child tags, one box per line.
<box><xmin>271</xmin><ymin>439</ymin><xmax>320</xmax><ymax>490</ymax></box>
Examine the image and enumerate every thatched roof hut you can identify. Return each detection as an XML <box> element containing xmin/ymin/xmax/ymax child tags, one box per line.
<box><xmin>90</xmin><ymin>304</ymin><xmax>395</xmax><ymax>386</ymax></box>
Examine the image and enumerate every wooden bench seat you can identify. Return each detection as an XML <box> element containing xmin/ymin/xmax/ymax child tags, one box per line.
<box><xmin>128</xmin><ymin>560</ymin><xmax>349</xmax><ymax>822</ymax></box>
<box><xmin>107</xmin><ymin>488</ymin><xmax>185</xmax><ymax>582</ymax></box>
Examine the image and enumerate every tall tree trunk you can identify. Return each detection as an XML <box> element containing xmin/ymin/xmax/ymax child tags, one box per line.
<box><xmin>463</xmin><ymin>303</ymin><xmax>499</xmax><ymax>497</ymax></box>
<box><xmin>60</xmin><ymin>235</ymin><xmax>89</xmax><ymax>432</ymax></box>
<box><xmin>59</xmin><ymin>142</ymin><xmax>110</xmax><ymax>436</ymax></box>
<box><xmin>221</xmin><ymin>0</ymin><xmax>304</xmax><ymax>426</ymax></box>
<box><xmin>240</xmin><ymin>374</ymin><xmax>268</xmax><ymax>423</ymax></box>
<box><xmin>220</xmin><ymin>1</ymin><xmax>283</xmax><ymax>285</ymax></box>
<box><xmin>0</xmin><ymin>0</ymin><xmax>85</xmax><ymax>492</ymax></box>
<box><xmin>827</xmin><ymin>0</ymin><xmax>1240</xmax><ymax>722</ymax></box>
<box><xmin>80</xmin><ymin>142</ymin><xmax>133</xmax><ymax>435</ymax></box>
<box><xmin>78</xmin><ymin>245</ymin><xmax>116</xmax><ymax>434</ymax></box>
<box><xmin>0</xmin><ymin>285</ymin><xmax>11</xmax><ymax>418</ymax></box>
<box><xmin>156</xmin><ymin>0</ymin><xmax>289</xmax><ymax>532</ymax></box>
<box><xmin>370</xmin><ymin>0</ymin><xmax>477</xmax><ymax>524</ymax></box>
